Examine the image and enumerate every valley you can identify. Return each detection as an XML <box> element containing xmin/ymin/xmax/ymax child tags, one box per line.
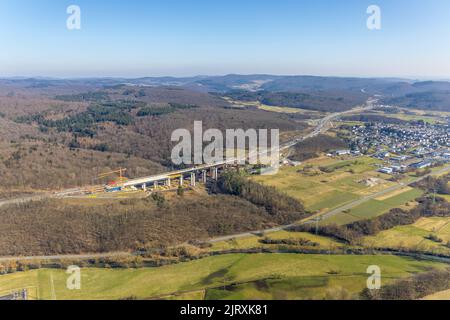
<box><xmin>0</xmin><ymin>75</ymin><xmax>449</xmax><ymax>301</ymax></box>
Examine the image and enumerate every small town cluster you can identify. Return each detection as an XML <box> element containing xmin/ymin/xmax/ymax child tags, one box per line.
<box><xmin>334</xmin><ymin>119</ymin><xmax>449</xmax><ymax>175</ymax></box>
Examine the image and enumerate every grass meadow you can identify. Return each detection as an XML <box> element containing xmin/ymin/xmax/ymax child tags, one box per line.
<box><xmin>0</xmin><ymin>253</ymin><xmax>445</xmax><ymax>300</ymax></box>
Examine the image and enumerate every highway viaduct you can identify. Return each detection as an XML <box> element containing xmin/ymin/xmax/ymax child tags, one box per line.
<box><xmin>121</xmin><ymin>162</ymin><xmax>225</xmax><ymax>192</ymax></box>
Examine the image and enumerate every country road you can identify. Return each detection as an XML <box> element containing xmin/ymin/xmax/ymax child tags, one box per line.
<box><xmin>0</xmin><ymin>189</ymin><xmax>83</xmax><ymax>209</ymax></box>
<box><xmin>0</xmin><ymin>252</ymin><xmax>132</xmax><ymax>263</ymax></box>
<box><xmin>210</xmin><ymin>163</ymin><xmax>450</xmax><ymax>243</ymax></box>
<box><xmin>313</xmin><ymin>164</ymin><xmax>450</xmax><ymax>223</ymax></box>
<box><xmin>1</xmin><ymin>162</ymin><xmax>448</xmax><ymax>263</ymax></box>
<box><xmin>0</xmin><ymin>195</ymin><xmax>49</xmax><ymax>209</ymax></box>
<box><xmin>2</xmin><ymin>163</ymin><xmax>447</xmax><ymax>263</ymax></box>
<box><xmin>0</xmin><ymin>99</ymin><xmax>375</xmax><ymax>209</ymax></box>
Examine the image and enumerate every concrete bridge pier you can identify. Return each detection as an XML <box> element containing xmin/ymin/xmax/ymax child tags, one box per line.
<box><xmin>190</xmin><ymin>172</ymin><xmax>196</xmax><ymax>187</ymax></box>
<box><xmin>212</xmin><ymin>167</ymin><xmax>219</xmax><ymax>180</ymax></box>
<box><xmin>142</xmin><ymin>183</ymin><xmax>147</xmax><ymax>191</ymax></box>
<box><xmin>167</xmin><ymin>178</ymin><xmax>171</xmax><ymax>188</ymax></box>
<box><xmin>202</xmin><ymin>170</ymin><xmax>207</xmax><ymax>184</ymax></box>
<box><xmin>153</xmin><ymin>181</ymin><xmax>158</xmax><ymax>190</ymax></box>
<box><xmin>180</xmin><ymin>175</ymin><xmax>184</xmax><ymax>186</ymax></box>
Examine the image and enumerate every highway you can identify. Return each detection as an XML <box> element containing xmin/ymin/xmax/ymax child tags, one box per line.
<box><xmin>120</xmin><ymin>99</ymin><xmax>377</xmax><ymax>189</ymax></box>
<box><xmin>282</xmin><ymin>99</ymin><xmax>377</xmax><ymax>149</ymax></box>
<box><xmin>1</xmin><ymin>131</ymin><xmax>449</xmax><ymax>262</ymax></box>
<box><xmin>0</xmin><ymin>97</ymin><xmax>448</xmax><ymax>266</ymax></box>
<box><xmin>0</xmin><ymin>98</ymin><xmax>389</xmax><ymax>263</ymax></box>
<box><xmin>0</xmin><ymin>98</ymin><xmax>376</xmax><ymax>207</ymax></box>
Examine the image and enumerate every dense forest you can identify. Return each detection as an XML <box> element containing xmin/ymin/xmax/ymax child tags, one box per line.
<box><xmin>0</xmin><ymin>189</ymin><xmax>303</xmax><ymax>256</ymax></box>
<box><xmin>289</xmin><ymin>134</ymin><xmax>349</xmax><ymax>161</ymax></box>
<box><xmin>223</xmin><ymin>90</ymin><xmax>367</xmax><ymax>112</ymax></box>
<box><xmin>383</xmin><ymin>91</ymin><xmax>450</xmax><ymax>112</ymax></box>
<box><xmin>15</xmin><ymin>101</ymin><xmax>201</xmax><ymax>138</ymax></box>
<box><xmin>211</xmin><ymin>172</ymin><xmax>309</xmax><ymax>224</ymax></box>
<box><xmin>341</xmin><ymin>114</ymin><xmax>410</xmax><ymax>124</ymax></box>
<box><xmin>412</xmin><ymin>174</ymin><xmax>450</xmax><ymax>195</ymax></box>
<box><xmin>0</xmin><ymin>85</ymin><xmax>308</xmax><ymax>192</ymax></box>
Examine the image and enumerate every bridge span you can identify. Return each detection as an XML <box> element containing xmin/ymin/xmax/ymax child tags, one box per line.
<box><xmin>74</xmin><ymin>100</ymin><xmax>376</xmax><ymax>195</ymax></box>
<box><xmin>122</xmin><ymin>162</ymin><xmax>226</xmax><ymax>191</ymax></box>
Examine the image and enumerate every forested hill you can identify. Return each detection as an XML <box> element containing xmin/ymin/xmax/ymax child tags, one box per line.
<box><xmin>2</xmin><ymin>75</ymin><xmax>450</xmax><ymax>111</ymax></box>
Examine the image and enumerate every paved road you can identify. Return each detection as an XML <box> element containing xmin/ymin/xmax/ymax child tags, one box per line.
<box><xmin>0</xmin><ymin>188</ymin><xmax>84</xmax><ymax>209</ymax></box>
<box><xmin>0</xmin><ymin>252</ymin><xmax>132</xmax><ymax>263</ymax></box>
<box><xmin>0</xmin><ymin>194</ymin><xmax>49</xmax><ymax>209</ymax></box>
<box><xmin>210</xmin><ymin>163</ymin><xmax>450</xmax><ymax>243</ymax></box>
<box><xmin>1</xmin><ymin>165</ymin><xmax>448</xmax><ymax>262</ymax></box>
<box><xmin>312</xmin><ymin>164</ymin><xmax>450</xmax><ymax>223</ymax></box>
<box><xmin>0</xmin><ymin>99</ymin><xmax>376</xmax><ymax>209</ymax></box>
<box><xmin>0</xmin><ymin>100</ymin><xmax>378</xmax><ymax>261</ymax></box>
<box><xmin>281</xmin><ymin>101</ymin><xmax>376</xmax><ymax>150</ymax></box>
<box><xmin>3</xmin><ymin>98</ymin><xmax>446</xmax><ymax>262</ymax></box>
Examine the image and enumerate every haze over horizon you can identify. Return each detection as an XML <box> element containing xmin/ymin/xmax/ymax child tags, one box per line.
<box><xmin>2</xmin><ymin>0</ymin><xmax>450</xmax><ymax>78</ymax></box>
<box><xmin>3</xmin><ymin>74</ymin><xmax>450</xmax><ymax>82</ymax></box>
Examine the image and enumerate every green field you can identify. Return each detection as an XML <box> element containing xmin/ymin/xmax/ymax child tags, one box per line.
<box><xmin>364</xmin><ymin>216</ymin><xmax>450</xmax><ymax>255</ymax></box>
<box><xmin>0</xmin><ymin>253</ymin><xmax>445</xmax><ymax>300</ymax></box>
<box><xmin>223</xmin><ymin>98</ymin><xmax>321</xmax><ymax>115</ymax></box>
<box><xmin>209</xmin><ymin>230</ymin><xmax>343</xmax><ymax>252</ymax></box>
<box><xmin>380</xmin><ymin>112</ymin><xmax>447</xmax><ymax>125</ymax></box>
<box><xmin>252</xmin><ymin>157</ymin><xmax>393</xmax><ymax>213</ymax></box>
<box><xmin>308</xmin><ymin>190</ymin><xmax>359</xmax><ymax>212</ymax></box>
<box><xmin>322</xmin><ymin>188</ymin><xmax>424</xmax><ymax>225</ymax></box>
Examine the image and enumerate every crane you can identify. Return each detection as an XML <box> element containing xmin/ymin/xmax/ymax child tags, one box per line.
<box><xmin>95</xmin><ymin>168</ymin><xmax>128</xmax><ymax>185</ymax></box>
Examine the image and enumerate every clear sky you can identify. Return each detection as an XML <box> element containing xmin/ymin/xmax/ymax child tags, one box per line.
<box><xmin>1</xmin><ymin>0</ymin><xmax>450</xmax><ymax>78</ymax></box>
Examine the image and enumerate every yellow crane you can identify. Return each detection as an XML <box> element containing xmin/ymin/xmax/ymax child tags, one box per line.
<box><xmin>96</xmin><ymin>168</ymin><xmax>128</xmax><ymax>185</ymax></box>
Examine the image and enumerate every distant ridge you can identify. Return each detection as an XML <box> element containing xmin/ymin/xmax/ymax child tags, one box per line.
<box><xmin>1</xmin><ymin>75</ymin><xmax>450</xmax><ymax>111</ymax></box>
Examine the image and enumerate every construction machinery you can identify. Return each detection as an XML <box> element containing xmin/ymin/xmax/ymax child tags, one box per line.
<box><xmin>95</xmin><ymin>168</ymin><xmax>128</xmax><ymax>192</ymax></box>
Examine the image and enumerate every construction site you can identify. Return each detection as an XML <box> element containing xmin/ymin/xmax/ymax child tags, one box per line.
<box><xmin>76</xmin><ymin>164</ymin><xmax>229</xmax><ymax>198</ymax></box>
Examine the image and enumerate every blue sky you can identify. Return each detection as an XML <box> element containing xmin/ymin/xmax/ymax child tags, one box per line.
<box><xmin>1</xmin><ymin>0</ymin><xmax>450</xmax><ymax>78</ymax></box>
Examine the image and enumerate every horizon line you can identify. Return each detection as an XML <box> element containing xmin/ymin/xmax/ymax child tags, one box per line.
<box><xmin>1</xmin><ymin>74</ymin><xmax>450</xmax><ymax>82</ymax></box>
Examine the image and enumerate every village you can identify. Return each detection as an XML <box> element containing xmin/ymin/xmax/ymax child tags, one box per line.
<box><xmin>337</xmin><ymin>119</ymin><xmax>450</xmax><ymax>175</ymax></box>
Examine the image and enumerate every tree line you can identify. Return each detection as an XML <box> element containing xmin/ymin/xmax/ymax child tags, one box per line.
<box><xmin>361</xmin><ymin>268</ymin><xmax>450</xmax><ymax>300</ymax></box>
<box><xmin>412</xmin><ymin>174</ymin><xmax>450</xmax><ymax>195</ymax></box>
<box><xmin>211</xmin><ymin>172</ymin><xmax>309</xmax><ymax>224</ymax></box>
<box><xmin>136</xmin><ymin>103</ymin><xmax>199</xmax><ymax>117</ymax></box>
<box><xmin>292</xmin><ymin>195</ymin><xmax>450</xmax><ymax>245</ymax></box>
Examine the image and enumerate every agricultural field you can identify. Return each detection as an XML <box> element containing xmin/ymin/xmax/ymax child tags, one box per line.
<box><xmin>363</xmin><ymin>217</ymin><xmax>450</xmax><ymax>255</ymax></box>
<box><xmin>376</xmin><ymin>113</ymin><xmax>444</xmax><ymax>125</ymax></box>
<box><xmin>209</xmin><ymin>230</ymin><xmax>343</xmax><ymax>252</ymax></box>
<box><xmin>252</xmin><ymin>156</ymin><xmax>395</xmax><ymax>213</ymax></box>
<box><xmin>322</xmin><ymin>187</ymin><xmax>423</xmax><ymax>226</ymax></box>
<box><xmin>0</xmin><ymin>253</ymin><xmax>445</xmax><ymax>300</ymax></box>
<box><xmin>381</xmin><ymin>109</ymin><xmax>450</xmax><ymax>124</ymax></box>
<box><xmin>258</xmin><ymin>104</ymin><xmax>316</xmax><ymax>115</ymax></box>
<box><xmin>423</xmin><ymin>289</ymin><xmax>450</xmax><ymax>300</ymax></box>
<box><xmin>223</xmin><ymin>97</ymin><xmax>322</xmax><ymax>116</ymax></box>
